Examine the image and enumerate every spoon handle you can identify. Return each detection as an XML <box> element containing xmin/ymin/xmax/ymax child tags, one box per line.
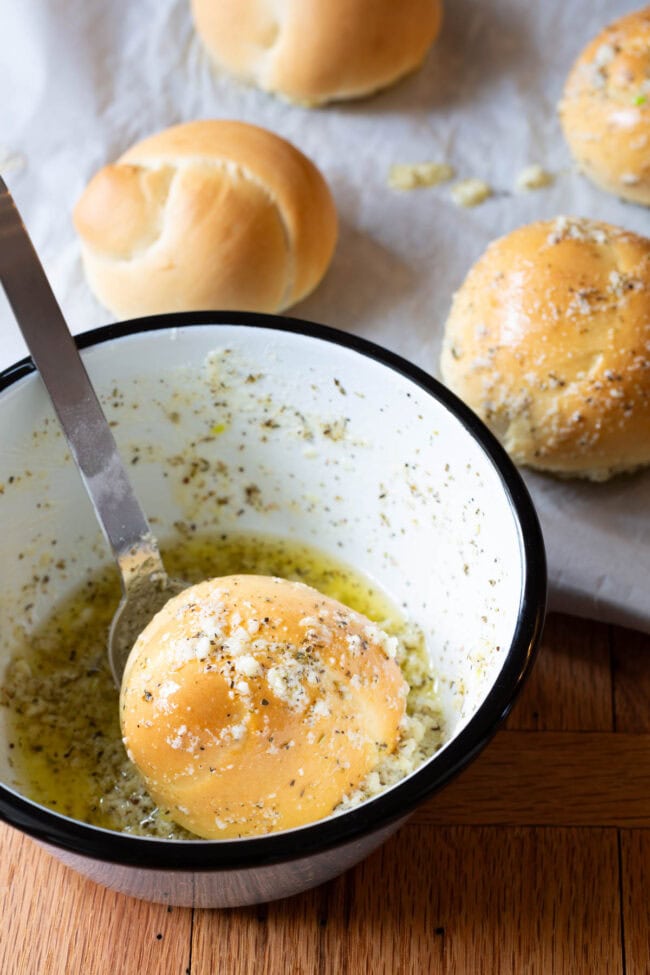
<box><xmin>0</xmin><ymin>177</ymin><xmax>166</xmax><ymax>591</ymax></box>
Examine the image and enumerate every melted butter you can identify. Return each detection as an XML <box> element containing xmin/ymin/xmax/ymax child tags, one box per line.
<box><xmin>2</xmin><ymin>531</ymin><xmax>408</xmax><ymax>835</ymax></box>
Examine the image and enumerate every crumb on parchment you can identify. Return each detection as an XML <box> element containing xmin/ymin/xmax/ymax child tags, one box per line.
<box><xmin>516</xmin><ymin>164</ymin><xmax>555</xmax><ymax>192</ymax></box>
<box><xmin>388</xmin><ymin>161</ymin><xmax>455</xmax><ymax>190</ymax></box>
<box><xmin>450</xmin><ymin>178</ymin><xmax>493</xmax><ymax>208</ymax></box>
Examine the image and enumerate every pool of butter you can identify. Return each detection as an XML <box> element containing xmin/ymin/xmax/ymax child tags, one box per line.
<box><xmin>1</xmin><ymin>532</ymin><xmax>442</xmax><ymax>838</ymax></box>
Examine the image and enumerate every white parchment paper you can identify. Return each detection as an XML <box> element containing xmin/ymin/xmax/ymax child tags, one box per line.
<box><xmin>0</xmin><ymin>0</ymin><xmax>648</xmax><ymax>631</ymax></box>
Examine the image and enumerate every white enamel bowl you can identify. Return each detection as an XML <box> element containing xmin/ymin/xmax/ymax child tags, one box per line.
<box><xmin>0</xmin><ymin>313</ymin><xmax>546</xmax><ymax>907</ymax></box>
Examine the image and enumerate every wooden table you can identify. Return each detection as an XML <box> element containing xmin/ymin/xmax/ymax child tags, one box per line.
<box><xmin>2</xmin><ymin>612</ymin><xmax>650</xmax><ymax>974</ymax></box>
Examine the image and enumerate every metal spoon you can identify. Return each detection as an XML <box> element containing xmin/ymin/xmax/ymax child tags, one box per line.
<box><xmin>0</xmin><ymin>177</ymin><xmax>185</xmax><ymax>685</ymax></box>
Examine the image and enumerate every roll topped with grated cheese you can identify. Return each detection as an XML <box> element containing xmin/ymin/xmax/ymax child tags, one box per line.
<box><xmin>440</xmin><ymin>216</ymin><xmax>650</xmax><ymax>481</ymax></box>
<box><xmin>120</xmin><ymin>575</ymin><xmax>408</xmax><ymax>838</ymax></box>
<box><xmin>559</xmin><ymin>6</ymin><xmax>650</xmax><ymax>205</ymax></box>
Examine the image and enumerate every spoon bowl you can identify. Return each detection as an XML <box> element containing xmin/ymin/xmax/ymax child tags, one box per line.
<box><xmin>109</xmin><ymin>572</ymin><xmax>187</xmax><ymax>684</ymax></box>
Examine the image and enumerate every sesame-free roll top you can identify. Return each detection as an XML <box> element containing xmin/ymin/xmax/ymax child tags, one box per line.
<box><xmin>73</xmin><ymin>120</ymin><xmax>338</xmax><ymax>318</ymax></box>
<box><xmin>120</xmin><ymin>575</ymin><xmax>408</xmax><ymax>838</ymax></box>
<box><xmin>191</xmin><ymin>0</ymin><xmax>444</xmax><ymax>106</ymax></box>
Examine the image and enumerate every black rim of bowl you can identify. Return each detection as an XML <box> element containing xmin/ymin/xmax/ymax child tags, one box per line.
<box><xmin>0</xmin><ymin>311</ymin><xmax>547</xmax><ymax>870</ymax></box>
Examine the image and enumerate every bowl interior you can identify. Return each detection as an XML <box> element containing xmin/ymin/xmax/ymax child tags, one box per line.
<box><xmin>0</xmin><ymin>320</ymin><xmax>528</xmax><ymax>821</ymax></box>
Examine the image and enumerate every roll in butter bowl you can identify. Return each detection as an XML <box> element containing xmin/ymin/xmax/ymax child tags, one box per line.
<box><xmin>0</xmin><ymin>312</ymin><xmax>546</xmax><ymax>907</ymax></box>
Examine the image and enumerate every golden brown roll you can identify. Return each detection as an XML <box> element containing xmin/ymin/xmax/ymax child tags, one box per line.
<box><xmin>73</xmin><ymin>120</ymin><xmax>338</xmax><ymax>318</ymax></box>
<box><xmin>440</xmin><ymin>217</ymin><xmax>650</xmax><ymax>481</ymax></box>
<box><xmin>120</xmin><ymin>575</ymin><xmax>408</xmax><ymax>838</ymax></box>
<box><xmin>191</xmin><ymin>0</ymin><xmax>444</xmax><ymax>105</ymax></box>
<box><xmin>559</xmin><ymin>7</ymin><xmax>650</xmax><ymax>204</ymax></box>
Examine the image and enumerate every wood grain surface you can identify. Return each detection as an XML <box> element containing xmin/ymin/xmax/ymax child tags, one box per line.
<box><xmin>2</xmin><ymin>612</ymin><xmax>649</xmax><ymax>974</ymax></box>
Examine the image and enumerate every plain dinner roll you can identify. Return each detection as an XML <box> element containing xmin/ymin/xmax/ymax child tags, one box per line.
<box><xmin>73</xmin><ymin>120</ymin><xmax>338</xmax><ymax>318</ymax></box>
<box><xmin>191</xmin><ymin>0</ymin><xmax>443</xmax><ymax>105</ymax></box>
<box><xmin>440</xmin><ymin>217</ymin><xmax>650</xmax><ymax>481</ymax></box>
<box><xmin>559</xmin><ymin>7</ymin><xmax>650</xmax><ymax>204</ymax></box>
<box><xmin>120</xmin><ymin>575</ymin><xmax>408</xmax><ymax>838</ymax></box>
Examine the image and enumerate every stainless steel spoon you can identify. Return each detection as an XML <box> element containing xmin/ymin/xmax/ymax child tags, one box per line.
<box><xmin>0</xmin><ymin>177</ymin><xmax>184</xmax><ymax>685</ymax></box>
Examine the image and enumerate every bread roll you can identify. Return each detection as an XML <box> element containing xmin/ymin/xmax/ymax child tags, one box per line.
<box><xmin>559</xmin><ymin>7</ymin><xmax>650</xmax><ymax>204</ymax></box>
<box><xmin>440</xmin><ymin>217</ymin><xmax>650</xmax><ymax>481</ymax></box>
<box><xmin>191</xmin><ymin>0</ymin><xmax>443</xmax><ymax>105</ymax></box>
<box><xmin>120</xmin><ymin>575</ymin><xmax>408</xmax><ymax>838</ymax></box>
<box><xmin>73</xmin><ymin>120</ymin><xmax>338</xmax><ymax>318</ymax></box>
